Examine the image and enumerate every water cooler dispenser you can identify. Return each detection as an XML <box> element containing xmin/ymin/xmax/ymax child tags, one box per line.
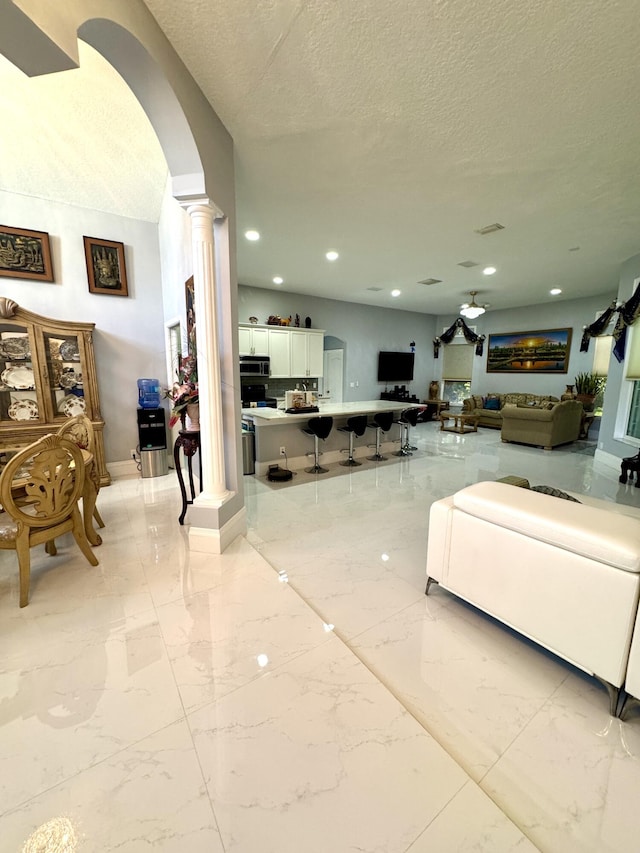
<box><xmin>137</xmin><ymin>379</ymin><xmax>168</xmax><ymax>478</ymax></box>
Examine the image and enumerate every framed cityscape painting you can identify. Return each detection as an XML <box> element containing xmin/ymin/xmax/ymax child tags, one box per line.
<box><xmin>0</xmin><ymin>225</ymin><xmax>53</xmax><ymax>281</ymax></box>
<box><xmin>486</xmin><ymin>328</ymin><xmax>572</xmax><ymax>373</ymax></box>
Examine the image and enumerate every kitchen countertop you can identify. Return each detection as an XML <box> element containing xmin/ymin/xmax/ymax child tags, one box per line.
<box><xmin>241</xmin><ymin>399</ymin><xmax>424</xmax><ymax>424</ymax></box>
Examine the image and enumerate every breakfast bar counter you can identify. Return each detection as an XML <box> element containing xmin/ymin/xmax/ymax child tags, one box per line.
<box><xmin>242</xmin><ymin>400</ymin><xmax>423</xmax><ymax>474</ymax></box>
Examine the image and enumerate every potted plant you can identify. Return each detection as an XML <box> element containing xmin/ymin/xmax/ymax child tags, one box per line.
<box><xmin>574</xmin><ymin>372</ymin><xmax>603</xmax><ymax>412</ymax></box>
<box><xmin>166</xmin><ymin>336</ymin><xmax>199</xmax><ymax>428</ymax></box>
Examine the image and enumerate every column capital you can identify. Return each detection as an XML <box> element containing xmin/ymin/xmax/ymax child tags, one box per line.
<box><xmin>180</xmin><ymin>197</ymin><xmax>225</xmax><ymax>220</ymax></box>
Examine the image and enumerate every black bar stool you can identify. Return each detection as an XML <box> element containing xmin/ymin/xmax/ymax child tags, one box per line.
<box><xmin>367</xmin><ymin>411</ymin><xmax>394</xmax><ymax>461</ymax></box>
<box><xmin>302</xmin><ymin>416</ymin><xmax>333</xmax><ymax>473</ymax></box>
<box><xmin>338</xmin><ymin>415</ymin><xmax>368</xmax><ymax>466</ymax></box>
<box><xmin>394</xmin><ymin>407</ymin><xmax>419</xmax><ymax>456</ymax></box>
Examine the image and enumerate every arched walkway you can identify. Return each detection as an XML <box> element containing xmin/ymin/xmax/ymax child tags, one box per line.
<box><xmin>0</xmin><ymin>2</ymin><xmax>245</xmax><ymax>551</ymax></box>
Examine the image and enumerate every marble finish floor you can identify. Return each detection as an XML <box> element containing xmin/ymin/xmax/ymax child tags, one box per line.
<box><xmin>2</xmin><ymin>421</ymin><xmax>640</xmax><ymax>851</ymax></box>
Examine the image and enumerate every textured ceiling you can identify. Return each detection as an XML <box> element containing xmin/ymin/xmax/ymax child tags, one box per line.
<box><xmin>141</xmin><ymin>0</ymin><xmax>640</xmax><ymax>314</ymax></box>
<box><xmin>2</xmin><ymin>3</ymin><xmax>640</xmax><ymax>316</ymax></box>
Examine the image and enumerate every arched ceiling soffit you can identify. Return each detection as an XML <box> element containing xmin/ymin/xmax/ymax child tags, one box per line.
<box><xmin>78</xmin><ymin>18</ymin><xmax>205</xmax><ymax>199</ymax></box>
<box><xmin>0</xmin><ymin>41</ymin><xmax>167</xmax><ymax>221</ymax></box>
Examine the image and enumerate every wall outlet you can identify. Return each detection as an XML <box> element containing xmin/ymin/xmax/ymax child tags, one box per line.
<box><xmin>279</xmin><ymin>446</ymin><xmax>286</xmax><ymax>456</ymax></box>
<box><xmin>130</xmin><ymin>449</ymin><xmax>137</xmax><ymax>460</ymax></box>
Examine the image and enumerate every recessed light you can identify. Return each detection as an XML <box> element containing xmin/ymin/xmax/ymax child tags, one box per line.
<box><xmin>244</xmin><ymin>230</ymin><xmax>260</xmax><ymax>241</ymax></box>
<box><xmin>483</xmin><ymin>266</ymin><xmax>497</xmax><ymax>275</ymax></box>
<box><xmin>273</xmin><ymin>276</ymin><xmax>283</xmax><ymax>285</ymax></box>
<box><xmin>391</xmin><ymin>289</ymin><xmax>401</xmax><ymax>297</ymax></box>
<box><xmin>325</xmin><ymin>250</ymin><xmax>339</xmax><ymax>261</ymax></box>
<box><xmin>550</xmin><ymin>288</ymin><xmax>562</xmax><ymax>296</ymax></box>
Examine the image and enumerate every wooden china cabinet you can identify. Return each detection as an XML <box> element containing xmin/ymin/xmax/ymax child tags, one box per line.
<box><xmin>0</xmin><ymin>297</ymin><xmax>110</xmax><ymax>486</ymax></box>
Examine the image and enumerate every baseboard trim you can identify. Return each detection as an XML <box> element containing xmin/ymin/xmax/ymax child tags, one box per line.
<box><xmin>189</xmin><ymin>506</ymin><xmax>247</xmax><ymax>554</ymax></box>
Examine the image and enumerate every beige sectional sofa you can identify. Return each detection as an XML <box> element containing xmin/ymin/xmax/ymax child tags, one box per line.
<box><xmin>426</xmin><ymin>481</ymin><xmax>640</xmax><ymax>715</ymax></box>
<box><xmin>462</xmin><ymin>392</ymin><xmax>559</xmax><ymax>428</ymax></box>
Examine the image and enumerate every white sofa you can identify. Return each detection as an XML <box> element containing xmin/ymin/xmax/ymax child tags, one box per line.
<box><xmin>426</xmin><ymin>481</ymin><xmax>640</xmax><ymax>714</ymax></box>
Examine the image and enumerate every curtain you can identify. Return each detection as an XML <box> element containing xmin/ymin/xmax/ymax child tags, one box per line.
<box><xmin>433</xmin><ymin>317</ymin><xmax>485</xmax><ymax>358</ymax></box>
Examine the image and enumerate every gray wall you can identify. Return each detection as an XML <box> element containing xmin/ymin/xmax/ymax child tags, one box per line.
<box><xmin>0</xmin><ymin>187</ymin><xmax>167</xmax><ymax>464</ymax></box>
<box><xmin>239</xmin><ymin>286</ymin><xmax>437</xmax><ymax>401</ymax></box>
<box><xmin>436</xmin><ymin>292</ymin><xmax>616</xmax><ymax>399</ymax></box>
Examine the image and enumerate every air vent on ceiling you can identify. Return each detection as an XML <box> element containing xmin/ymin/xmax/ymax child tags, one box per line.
<box><xmin>366</xmin><ymin>286</ymin><xmax>383</xmax><ymax>292</ymax></box>
<box><xmin>417</xmin><ymin>278</ymin><xmax>442</xmax><ymax>286</ymax></box>
<box><xmin>457</xmin><ymin>260</ymin><xmax>479</xmax><ymax>268</ymax></box>
<box><xmin>474</xmin><ymin>223</ymin><xmax>505</xmax><ymax>235</ymax></box>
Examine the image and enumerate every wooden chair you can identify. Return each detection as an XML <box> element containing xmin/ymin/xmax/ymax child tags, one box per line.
<box><xmin>57</xmin><ymin>414</ymin><xmax>105</xmax><ymax>529</ymax></box>
<box><xmin>0</xmin><ymin>434</ymin><xmax>99</xmax><ymax>607</ymax></box>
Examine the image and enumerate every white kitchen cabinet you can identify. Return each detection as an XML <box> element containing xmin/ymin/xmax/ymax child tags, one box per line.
<box><xmin>238</xmin><ymin>325</ymin><xmax>269</xmax><ymax>356</ymax></box>
<box><xmin>239</xmin><ymin>324</ymin><xmax>324</xmax><ymax>377</ymax></box>
<box><xmin>267</xmin><ymin>328</ymin><xmax>291</xmax><ymax>377</ymax></box>
<box><xmin>290</xmin><ymin>329</ymin><xmax>324</xmax><ymax>378</ymax></box>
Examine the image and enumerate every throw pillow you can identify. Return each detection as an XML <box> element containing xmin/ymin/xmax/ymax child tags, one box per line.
<box><xmin>530</xmin><ymin>485</ymin><xmax>581</xmax><ymax>503</ymax></box>
<box><xmin>483</xmin><ymin>397</ymin><xmax>501</xmax><ymax>410</ymax></box>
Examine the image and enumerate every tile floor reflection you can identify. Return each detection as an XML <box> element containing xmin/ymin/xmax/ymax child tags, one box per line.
<box><xmin>1</xmin><ymin>422</ymin><xmax>639</xmax><ymax>851</ymax></box>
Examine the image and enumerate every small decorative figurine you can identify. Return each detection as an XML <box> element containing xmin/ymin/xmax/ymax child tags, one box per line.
<box><xmin>295</xmin><ymin>314</ymin><xmax>300</xmax><ymax>327</ymax></box>
<box><xmin>305</xmin><ymin>316</ymin><xmax>311</xmax><ymax>328</ymax></box>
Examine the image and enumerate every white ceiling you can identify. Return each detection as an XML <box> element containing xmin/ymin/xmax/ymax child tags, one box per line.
<box><xmin>139</xmin><ymin>0</ymin><xmax>640</xmax><ymax>315</ymax></box>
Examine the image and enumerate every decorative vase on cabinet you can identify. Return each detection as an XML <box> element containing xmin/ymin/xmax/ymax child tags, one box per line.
<box><xmin>0</xmin><ymin>296</ymin><xmax>110</xmax><ymax>485</ymax></box>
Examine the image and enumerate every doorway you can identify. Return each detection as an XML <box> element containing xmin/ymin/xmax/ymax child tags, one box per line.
<box><xmin>323</xmin><ymin>349</ymin><xmax>344</xmax><ymax>403</ymax></box>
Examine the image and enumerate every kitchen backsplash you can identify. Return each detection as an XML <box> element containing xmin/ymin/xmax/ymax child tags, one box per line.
<box><xmin>242</xmin><ymin>377</ymin><xmax>320</xmax><ymax>399</ymax></box>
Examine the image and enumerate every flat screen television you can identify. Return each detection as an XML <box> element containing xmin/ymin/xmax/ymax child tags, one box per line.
<box><xmin>377</xmin><ymin>351</ymin><xmax>415</xmax><ymax>383</ymax></box>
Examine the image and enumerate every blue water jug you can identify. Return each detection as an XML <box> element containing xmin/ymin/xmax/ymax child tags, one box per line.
<box><xmin>138</xmin><ymin>378</ymin><xmax>161</xmax><ymax>409</ymax></box>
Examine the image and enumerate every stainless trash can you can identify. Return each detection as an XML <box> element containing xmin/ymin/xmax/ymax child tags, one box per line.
<box><xmin>141</xmin><ymin>448</ymin><xmax>169</xmax><ymax>478</ymax></box>
<box><xmin>242</xmin><ymin>431</ymin><xmax>255</xmax><ymax>475</ymax></box>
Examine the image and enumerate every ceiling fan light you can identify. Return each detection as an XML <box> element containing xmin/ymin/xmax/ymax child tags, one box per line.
<box><xmin>460</xmin><ymin>304</ymin><xmax>485</xmax><ymax>319</ymax></box>
<box><xmin>460</xmin><ymin>291</ymin><xmax>486</xmax><ymax>319</ymax></box>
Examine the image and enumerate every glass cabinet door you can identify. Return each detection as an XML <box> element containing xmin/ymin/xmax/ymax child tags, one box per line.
<box><xmin>0</xmin><ymin>323</ymin><xmax>40</xmax><ymax>424</ymax></box>
<box><xmin>43</xmin><ymin>332</ymin><xmax>87</xmax><ymax>418</ymax></box>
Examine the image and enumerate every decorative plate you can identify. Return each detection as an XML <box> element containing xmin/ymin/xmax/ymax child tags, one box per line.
<box><xmin>60</xmin><ymin>394</ymin><xmax>86</xmax><ymax>416</ymax></box>
<box><xmin>59</xmin><ymin>340</ymin><xmax>80</xmax><ymax>361</ymax></box>
<box><xmin>1</xmin><ymin>337</ymin><xmax>30</xmax><ymax>358</ymax></box>
<box><xmin>1</xmin><ymin>365</ymin><xmax>35</xmax><ymax>390</ymax></box>
<box><xmin>59</xmin><ymin>370</ymin><xmax>80</xmax><ymax>390</ymax></box>
<box><xmin>8</xmin><ymin>398</ymin><xmax>39</xmax><ymax>421</ymax></box>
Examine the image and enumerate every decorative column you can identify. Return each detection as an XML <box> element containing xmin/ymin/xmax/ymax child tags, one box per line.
<box><xmin>183</xmin><ymin>199</ymin><xmax>229</xmax><ymax>503</ymax></box>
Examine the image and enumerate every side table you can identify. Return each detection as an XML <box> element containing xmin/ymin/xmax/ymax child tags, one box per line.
<box><xmin>579</xmin><ymin>413</ymin><xmax>596</xmax><ymax>440</ymax></box>
<box><xmin>420</xmin><ymin>399</ymin><xmax>450</xmax><ymax>421</ymax></box>
<box><xmin>173</xmin><ymin>429</ymin><xmax>202</xmax><ymax>524</ymax></box>
<box><xmin>439</xmin><ymin>412</ymin><xmax>479</xmax><ymax>434</ymax></box>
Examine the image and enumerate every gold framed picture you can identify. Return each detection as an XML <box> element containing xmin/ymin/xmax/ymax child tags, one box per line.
<box><xmin>83</xmin><ymin>236</ymin><xmax>129</xmax><ymax>297</ymax></box>
<box><xmin>486</xmin><ymin>328</ymin><xmax>572</xmax><ymax>374</ymax></box>
<box><xmin>0</xmin><ymin>225</ymin><xmax>53</xmax><ymax>281</ymax></box>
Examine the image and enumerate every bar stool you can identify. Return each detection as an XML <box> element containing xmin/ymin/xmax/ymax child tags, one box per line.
<box><xmin>338</xmin><ymin>415</ymin><xmax>368</xmax><ymax>467</ymax></box>
<box><xmin>394</xmin><ymin>407</ymin><xmax>419</xmax><ymax>456</ymax></box>
<box><xmin>302</xmin><ymin>416</ymin><xmax>333</xmax><ymax>474</ymax></box>
<box><xmin>367</xmin><ymin>411</ymin><xmax>394</xmax><ymax>461</ymax></box>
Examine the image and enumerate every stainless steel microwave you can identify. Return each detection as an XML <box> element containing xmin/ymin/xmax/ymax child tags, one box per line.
<box><xmin>239</xmin><ymin>355</ymin><xmax>270</xmax><ymax>377</ymax></box>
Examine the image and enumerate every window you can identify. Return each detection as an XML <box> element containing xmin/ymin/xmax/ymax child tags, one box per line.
<box><xmin>442</xmin><ymin>342</ymin><xmax>473</xmax><ymax>407</ymax></box>
<box><xmin>618</xmin><ymin>283</ymin><xmax>640</xmax><ymax>442</ymax></box>
<box><xmin>627</xmin><ymin>382</ymin><xmax>640</xmax><ymax>440</ymax></box>
<box><xmin>165</xmin><ymin>321</ymin><xmax>182</xmax><ymax>387</ymax></box>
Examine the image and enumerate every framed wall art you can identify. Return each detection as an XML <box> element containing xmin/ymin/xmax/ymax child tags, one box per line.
<box><xmin>0</xmin><ymin>225</ymin><xmax>53</xmax><ymax>281</ymax></box>
<box><xmin>486</xmin><ymin>328</ymin><xmax>572</xmax><ymax>374</ymax></box>
<box><xmin>83</xmin><ymin>236</ymin><xmax>128</xmax><ymax>296</ymax></box>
